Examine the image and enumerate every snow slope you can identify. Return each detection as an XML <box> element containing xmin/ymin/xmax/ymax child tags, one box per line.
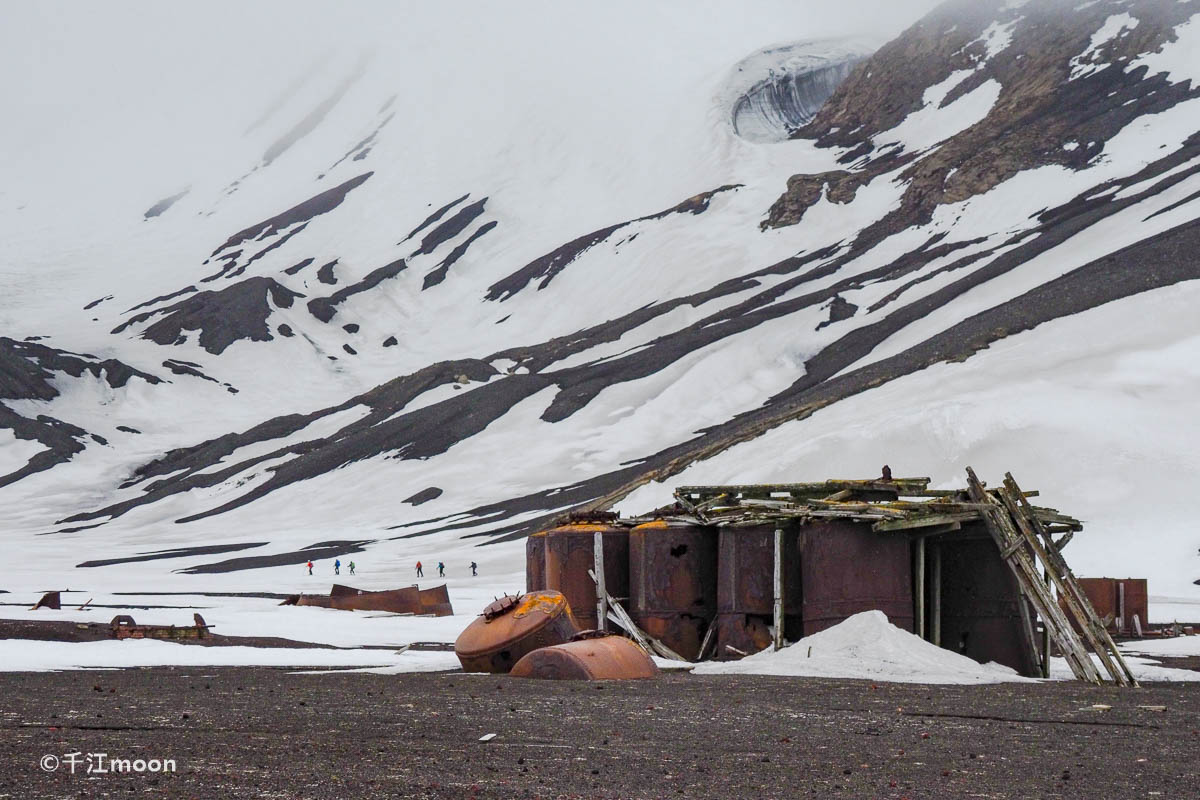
<box><xmin>1</xmin><ymin>0</ymin><xmax>1199</xmax><ymax>647</ymax></box>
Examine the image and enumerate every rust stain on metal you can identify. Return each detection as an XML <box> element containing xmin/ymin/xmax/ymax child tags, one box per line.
<box><xmin>629</xmin><ymin>519</ymin><xmax>718</xmax><ymax>660</ymax></box>
<box><xmin>526</xmin><ymin>531</ymin><xmax>549</xmax><ymax>593</ymax></box>
<box><xmin>544</xmin><ymin>523</ymin><xmax>629</xmax><ymax>632</ymax></box>
<box><xmin>109</xmin><ymin>614</ymin><xmax>211</xmax><ymax>641</ymax></box>
<box><xmin>715</xmin><ymin>524</ymin><xmax>802</xmax><ymax>659</ymax></box>
<box><xmin>510</xmin><ymin>634</ymin><xmax>659</xmax><ymax>680</ymax></box>
<box><xmin>455</xmin><ymin>590</ymin><xmax>580</xmax><ymax>673</ymax></box>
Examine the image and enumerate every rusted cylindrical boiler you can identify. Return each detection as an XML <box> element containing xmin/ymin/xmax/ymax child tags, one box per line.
<box><xmin>544</xmin><ymin>523</ymin><xmax>629</xmax><ymax>632</ymax></box>
<box><xmin>526</xmin><ymin>531</ymin><xmax>548</xmax><ymax>593</ymax></box>
<box><xmin>454</xmin><ymin>591</ymin><xmax>580</xmax><ymax>673</ymax></box>
<box><xmin>715</xmin><ymin>524</ymin><xmax>802</xmax><ymax>659</ymax></box>
<box><xmin>629</xmin><ymin>519</ymin><xmax>718</xmax><ymax>660</ymax></box>
<box><xmin>510</xmin><ymin>633</ymin><xmax>659</xmax><ymax>680</ymax></box>
<box><xmin>800</xmin><ymin>519</ymin><xmax>913</xmax><ymax>636</ymax></box>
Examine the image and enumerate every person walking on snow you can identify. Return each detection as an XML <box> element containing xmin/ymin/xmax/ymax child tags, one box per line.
<box><xmin>334</xmin><ymin>558</ymin><xmax>341</xmax><ymax>575</ymax></box>
<box><xmin>415</xmin><ymin>561</ymin><xmax>423</xmax><ymax>578</ymax></box>
<box><xmin>348</xmin><ymin>561</ymin><xmax>356</xmax><ymax>575</ymax></box>
<box><xmin>437</xmin><ymin>562</ymin><xmax>445</xmax><ymax>577</ymax></box>
<box><xmin>306</xmin><ymin>561</ymin><xmax>313</xmax><ymax>576</ymax></box>
<box><xmin>470</xmin><ymin>561</ymin><xmax>477</xmax><ymax>577</ymax></box>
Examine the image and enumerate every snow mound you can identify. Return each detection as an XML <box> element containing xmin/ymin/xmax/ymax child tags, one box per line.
<box><xmin>692</xmin><ymin>610</ymin><xmax>1030</xmax><ymax>685</ymax></box>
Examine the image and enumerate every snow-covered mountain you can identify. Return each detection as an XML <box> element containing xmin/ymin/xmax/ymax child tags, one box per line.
<box><xmin>2</xmin><ymin>0</ymin><xmax>1198</xmax><ymax>612</ymax></box>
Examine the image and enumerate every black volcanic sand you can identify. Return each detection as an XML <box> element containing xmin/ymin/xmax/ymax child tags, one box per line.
<box><xmin>2</xmin><ymin>669</ymin><xmax>1198</xmax><ymax>799</ymax></box>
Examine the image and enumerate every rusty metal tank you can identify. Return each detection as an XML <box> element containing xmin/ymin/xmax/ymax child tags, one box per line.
<box><xmin>938</xmin><ymin>530</ymin><xmax>1038</xmax><ymax>675</ymax></box>
<box><xmin>526</xmin><ymin>531</ymin><xmax>548</xmax><ymax>593</ymax></box>
<box><xmin>799</xmin><ymin>519</ymin><xmax>913</xmax><ymax>636</ymax></box>
<box><xmin>715</xmin><ymin>524</ymin><xmax>803</xmax><ymax>659</ymax></box>
<box><xmin>455</xmin><ymin>591</ymin><xmax>581</xmax><ymax>673</ymax></box>
<box><xmin>629</xmin><ymin>518</ymin><xmax>718</xmax><ymax>660</ymax></box>
<box><xmin>544</xmin><ymin>522</ymin><xmax>629</xmax><ymax>631</ymax></box>
<box><xmin>510</xmin><ymin>633</ymin><xmax>659</xmax><ymax>680</ymax></box>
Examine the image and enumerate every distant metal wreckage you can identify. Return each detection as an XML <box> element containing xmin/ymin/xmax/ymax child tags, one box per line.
<box><xmin>280</xmin><ymin>583</ymin><xmax>453</xmax><ymax>616</ymax></box>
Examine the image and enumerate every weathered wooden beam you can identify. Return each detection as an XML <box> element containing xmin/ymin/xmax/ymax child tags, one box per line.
<box><xmin>773</xmin><ymin>528</ymin><xmax>785</xmax><ymax>651</ymax></box>
<box><xmin>915</xmin><ymin>536</ymin><xmax>926</xmax><ymax>640</ymax></box>
<box><xmin>593</xmin><ymin>532</ymin><xmax>607</xmax><ymax>634</ymax></box>
<box><xmin>1003</xmin><ymin>473</ymin><xmax>1137</xmax><ymax>687</ymax></box>
<box><xmin>873</xmin><ymin>512</ymin><xmax>979</xmax><ymax>532</ymax></box>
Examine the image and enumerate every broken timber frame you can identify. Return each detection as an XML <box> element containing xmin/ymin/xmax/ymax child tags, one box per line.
<box><xmin>965</xmin><ymin>467</ymin><xmax>1135</xmax><ymax>686</ymax></box>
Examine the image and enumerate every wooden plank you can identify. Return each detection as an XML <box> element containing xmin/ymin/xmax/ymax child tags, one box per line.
<box><xmin>591</xmin><ymin>568</ymin><xmax>688</xmax><ymax>662</ymax></box>
<box><xmin>965</xmin><ymin>468</ymin><xmax>1102</xmax><ymax>684</ymax></box>
<box><xmin>915</xmin><ymin>535</ymin><xmax>926</xmax><ymax>640</ymax></box>
<box><xmin>873</xmin><ymin>513</ymin><xmax>978</xmax><ymax>532</ymax></box>
<box><xmin>593</xmin><ymin>532</ymin><xmax>607</xmax><ymax>633</ymax></box>
<box><xmin>697</xmin><ymin>619</ymin><xmax>717</xmax><ymax>661</ymax></box>
<box><xmin>1003</xmin><ymin>473</ymin><xmax>1138</xmax><ymax>687</ymax></box>
<box><xmin>773</xmin><ymin>528</ymin><xmax>784</xmax><ymax>651</ymax></box>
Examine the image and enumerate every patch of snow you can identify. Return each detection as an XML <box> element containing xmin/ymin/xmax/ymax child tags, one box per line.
<box><xmin>693</xmin><ymin>610</ymin><xmax>1031</xmax><ymax>684</ymax></box>
<box><xmin>874</xmin><ymin>75</ymin><xmax>1001</xmax><ymax>154</ymax></box>
<box><xmin>0</xmin><ymin>637</ymin><xmax>459</xmax><ymax>673</ymax></box>
<box><xmin>0</xmin><ymin>428</ymin><xmax>47</xmax><ymax>476</ymax></box>
<box><xmin>1129</xmin><ymin>15</ymin><xmax>1200</xmax><ymax>85</ymax></box>
<box><xmin>1070</xmin><ymin>13</ymin><xmax>1140</xmax><ymax>80</ymax></box>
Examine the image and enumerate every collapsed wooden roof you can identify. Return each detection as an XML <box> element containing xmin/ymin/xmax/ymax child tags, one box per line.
<box><xmin>669</xmin><ymin>474</ymin><xmax>1083</xmax><ymax>540</ymax></box>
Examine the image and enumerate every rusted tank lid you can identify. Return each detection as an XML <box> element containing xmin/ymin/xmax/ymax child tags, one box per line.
<box><xmin>455</xmin><ymin>591</ymin><xmax>572</xmax><ymax>658</ymax></box>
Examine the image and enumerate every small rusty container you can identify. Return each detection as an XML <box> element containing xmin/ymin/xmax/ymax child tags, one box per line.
<box><xmin>629</xmin><ymin>518</ymin><xmax>718</xmax><ymax>660</ymax></box>
<box><xmin>544</xmin><ymin>523</ymin><xmax>629</xmax><ymax>631</ymax></box>
<box><xmin>454</xmin><ymin>591</ymin><xmax>580</xmax><ymax>673</ymax></box>
<box><xmin>526</xmin><ymin>531</ymin><xmax>548</xmax><ymax>593</ymax></box>
<box><xmin>715</xmin><ymin>524</ymin><xmax>803</xmax><ymax>659</ymax></box>
<box><xmin>510</xmin><ymin>633</ymin><xmax>659</xmax><ymax>680</ymax></box>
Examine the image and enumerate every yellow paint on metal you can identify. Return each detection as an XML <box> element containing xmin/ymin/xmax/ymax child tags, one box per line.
<box><xmin>512</xmin><ymin>591</ymin><xmax>566</xmax><ymax>619</ymax></box>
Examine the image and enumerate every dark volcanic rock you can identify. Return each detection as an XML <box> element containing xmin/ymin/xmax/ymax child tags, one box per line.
<box><xmin>414</xmin><ymin>197</ymin><xmax>488</xmax><ymax>256</ymax></box>
<box><xmin>316</xmin><ymin>259</ymin><xmax>339</xmax><ymax>285</ymax></box>
<box><xmin>114</xmin><ymin>278</ymin><xmax>304</xmax><ymax>355</ymax></box>
<box><xmin>486</xmin><ymin>185</ymin><xmax>739</xmax><ymax>301</ymax></box>
<box><xmin>207</xmin><ymin>172</ymin><xmax>372</xmax><ymax>259</ymax></box>
<box><xmin>422</xmin><ymin>220</ymin><xmax>497</xmax><ymax>289</ymax></box>
<box><xmin>143</xmin><ymin>187</ymin><xmax>189</xmax><ymax>219</ymax></box>
<box><xmin>403</xmin><ymin>486</ymin><xmax>443</xmax><ymax>505</ymax></box>
<box><xmin>399</xmin><ymin>194</ymin><xmax>469</xmax><ymax>245</ymax></box>
<box><xmin>307</xmin><ymin>258</ymin><xmax>405</xmax><ymax>322</ymax></box>
<box><xmin>765</xmin><ymin>0</ymin><xmax>1199</xmax><ymax>231</ymax></box>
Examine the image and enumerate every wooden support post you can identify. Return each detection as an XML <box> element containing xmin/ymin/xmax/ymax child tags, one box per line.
<box><xmin>915</xmin><ymin>535</ymin><xmax>926</xmax><ymax>640</ymax></box>
<box><xmin>931</xmin><ymin>542</ymin><xmax>941</xmax><ymax>647</ymax></box>
<box><xmin>593</xmin><ymin>531</ymin><xmax>607</xmax><ymax>633</ymax></box>
<box><xmin>1041</xmin><ymin>571</ymin><xmax>1051</xmax><ymax>679</ymax></box>
<box><xmin>773</xmin><ymin>528</ymin><xmax>785</xmax><ymax>651</ymax></box>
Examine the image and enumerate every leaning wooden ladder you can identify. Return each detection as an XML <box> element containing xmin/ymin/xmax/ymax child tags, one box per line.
<box><xmin>965</xmin><ymin>467</ymin><xmax>1138</xmax><ymax>687</ymax></box>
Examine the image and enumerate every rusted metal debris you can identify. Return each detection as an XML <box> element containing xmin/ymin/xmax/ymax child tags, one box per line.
<box><xmin>510</xmin><ymin>631</ymin><xmax>659</xmax><ymax>680</ymax></box>
<box><xmin>1073</xmin><ymin>578</ymin><xmax>1148</xmax><ymax>636</ymax></box>
<box><xmin>280</xmin><ymin>584</ymin><xmax>453</xmax><ymax>616</ymax></box>
<box><xmin>543</xmin><ymin>523</ymin><xmax>629</xmax><ymax>632</ymax></box>
<box><xmin>455</xmin><ymin>591</ymin><xmax>580</xmax><ymax>674</ymax></box>
<box><xmin>110</xmin><ymin>613</ymin><xmax>212</xmax><ymax>641</ymax></box>
<box><xmin>32</xmin><ymin>591</ymin><xmax>61</xmax><ymax>610</ymax></box>
<box><xmin>629</xmin><ymin>519</ymin><xmax>718</xmax><ymax>662</ymax></box>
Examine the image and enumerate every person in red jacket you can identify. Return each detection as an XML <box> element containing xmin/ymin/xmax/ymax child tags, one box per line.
<box><xmin>306</xmin><ymin>561</ymin><xmax>313</xmax><ymax>576</ymax></box>
<box><xmin>415</xmin><ymin>560</ymin><xmax>423</xmax><ymax>578</ymax></box>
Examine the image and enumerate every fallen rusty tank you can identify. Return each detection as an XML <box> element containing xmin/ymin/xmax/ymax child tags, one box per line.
<box><xmin>281</xmin><ymin>584</ymin><xmax>453</xmax><ymax>616</ymax></box>
<box><xmin>629</xmin><ymin>518</ymin><xmax>718</xmax><ymax>660</ymax></box>
<box><xmin>526</xmin><ymin>530</ymin><xmax>548</xmax><ymax>593</ymax></box>
<box><xmin>510</xmin><ymin>632</ymin><xmax>659</xmax><ymax>680</ymax></box>
<box><xmin>455</xmin><ymin>591</ymin><xmax>580</xmax><ymax>673</ymax></box>
<box><xmin>715</xmin><ymin>523</ymin><xmax>803</xmax><ymax>659</ymax></box>
<box><xmin>544</xmin><ymin>519</ymin><xmax>629</xmax><ymax>631</ymax></box>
